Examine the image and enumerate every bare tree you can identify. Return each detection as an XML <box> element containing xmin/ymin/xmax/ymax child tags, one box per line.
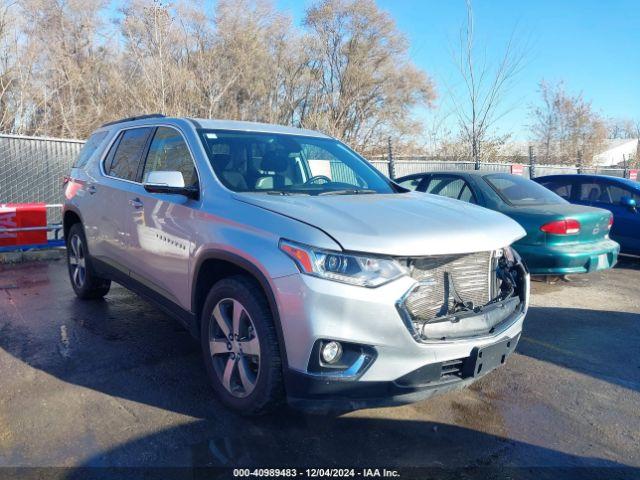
<box><xmin>16</xmin><ymin>0</ymin><xmax>116</xmax><ymax>137</ymax></box>
<box><xmin>529</xmin><ymin>80</ymin><xmax>607</xmax><ymax>165</ymax></box>
<box><xmin>529</xmin><ymin>80</ymin><xmax>562</xmax><ymax>162</ymax></box>
<box><xmin>448</xmin><ymin>0</ymin><xmax>526</xmax><ymax>166</ymax></box>
<box><xmin>607</xmin><ymin>117</ymin><xmax>640</xmax><ymax>139</ymax></box>
<box><xmin>562</xmin><ymin>96</ymin><xmax>607</xmax><ymax>165</ymax></box>
<box><xmin>0</xmin><ymin>0</ymin><xmax>40</xmax><ymax>134</ymax></box>
<box><xmin>301</xmin><ymin>0</ymin><xmax>435</xmax><ymax>151</ymax></box>
<box><xmin>0</xmin><ymin>0</ymin><xmax>434</xmax><ymax>149</ymax></box>
<box><xmin>0</xmin><ymin>1</ymin><xmax>17</xmax><ymax>131</ymax></box>
<box><xmin>212</xmin><ymin>0</ymin><xmax>301</xmax><ymax>123</ymax></box>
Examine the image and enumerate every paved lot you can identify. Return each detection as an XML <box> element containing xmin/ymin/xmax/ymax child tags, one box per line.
<box><xmin>0</xmin><ymin>257</ymin><xmax>639</xmax><ymax>474</ymax></box>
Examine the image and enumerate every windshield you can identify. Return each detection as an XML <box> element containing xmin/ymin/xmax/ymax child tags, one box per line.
<box><xmin>484</xmin><ymin>173</ymin><xmax>566</xmax><ymax>206</ymax></box>
<box><xmin>197</xmin><ymin>129</ymin><xmax>394</xmax><ymax>195</ymax></box>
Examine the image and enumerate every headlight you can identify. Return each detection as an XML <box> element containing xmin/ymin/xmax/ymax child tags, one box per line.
<box><xmin>279</xmin><ymin>239</ymin><xmax>407</xmax><ymax>287</ymax></box>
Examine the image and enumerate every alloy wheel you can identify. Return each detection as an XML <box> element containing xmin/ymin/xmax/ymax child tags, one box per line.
<box><xmin>68</xmin><ymin>234</ymin><xmax>86</xmax><ymax>289</ymax></box>
<box><xmin>209</xmin><ymin>298</ymin><xmax>261</xmax><ymax>398</ymax></box>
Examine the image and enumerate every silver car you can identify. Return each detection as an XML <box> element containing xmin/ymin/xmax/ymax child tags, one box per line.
<box><xmin>63</xmin><ymin>114</ymin><xmax>529</xmax><ymax>414</ymax></box>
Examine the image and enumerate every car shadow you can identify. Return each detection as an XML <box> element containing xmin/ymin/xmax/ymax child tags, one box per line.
<box><xmin>64</xmin><ymin>416</ymin><xmax>635</xmax><ymax>475</ymax></box>
<box><xmin>519</xmin><ymin>306</ymin><xmax>640</xmax><ymax>392</ymax></box>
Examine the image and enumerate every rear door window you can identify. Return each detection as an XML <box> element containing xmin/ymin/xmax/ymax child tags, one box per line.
<box><xmin>74</xmin><ymin>131</ymin><xmax>108</xmax><ymax>168</ymax></box>
<box><xmin>577</xmin><ymin>181</ymin><xmax>610</xmax><ymax>203</ymax></box>
<box><xmin>104</xmin><ymin>127</ymin><xmax>153</xmax><ymax>182</ymax></box>
<box><xmin>142</xmin><ymin>127</ymin><xmax>198</xmax><ymax>186</ymax></box>
<box><xmin>426</xmin><ymin>176</ymin><xmax>477</xmax><ymax>204</ymax></box>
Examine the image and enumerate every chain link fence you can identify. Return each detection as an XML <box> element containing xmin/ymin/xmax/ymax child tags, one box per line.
<box><xmin>0</xmin><ymin>134</ymin><xmax>84</xmax><ymax>224</ymax></box>
<box><xmin>0</xmin><ymin>133</ymin><xmax>637</xmax><ymax>224</ymax></box>
<box><xmin>368</xmin><ymin>158</ymin><xmax>633</xmax><ymax>181</ymax></box>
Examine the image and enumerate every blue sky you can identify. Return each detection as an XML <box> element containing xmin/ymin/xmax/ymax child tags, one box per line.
<box><xmin>277</xmin><ymin>0</ymin><xmax>640</xmax><ymax>140</ymax></box>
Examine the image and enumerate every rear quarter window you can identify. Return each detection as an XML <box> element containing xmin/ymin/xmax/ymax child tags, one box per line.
<box><xmin>73</xmin><ymin>131</ymin><xmax>108</xmax><ymax>168</ymax></box>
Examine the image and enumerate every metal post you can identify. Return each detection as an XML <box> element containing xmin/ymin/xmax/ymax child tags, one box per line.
<box><xmin>387</xmin><ymin>136</ymin><xmax>395</xmax><ymax>179</ymax></box>
<box><xmin>528</xmin><ymin>145</ymin><xmax>536</xmax><ymax>179</ymax></box>
<box><xmin>577</xmin><ymin>150</ymin><xmax>583</xmax><ymax>174</ymax></box>
<box><xmin>623</xmin><ymin>154</ymin><xmax>628</xmax><ymax>179</ymax></box>
<box><xmin>474</xmin><ymin>140</ymin><xmax>480</xmax><ymax>170</ymax></box>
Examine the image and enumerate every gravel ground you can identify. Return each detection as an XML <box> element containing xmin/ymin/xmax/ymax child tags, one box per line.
<box><xmin>0</xmin><ymin>257</ymin><xmax>638</xmax><ymax>476</ymax></box>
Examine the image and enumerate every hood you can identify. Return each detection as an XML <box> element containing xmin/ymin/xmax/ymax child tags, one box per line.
<box><xmin>234</xmin><ymin>192</ymin><xmax>526</xmax><ymax>256</ymax></box>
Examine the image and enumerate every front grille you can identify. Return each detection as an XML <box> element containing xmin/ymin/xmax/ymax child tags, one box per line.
<box><xmin>404</xmin><ymin>251</ymin><xmax>493</xmax><ymax>322</ymax></box>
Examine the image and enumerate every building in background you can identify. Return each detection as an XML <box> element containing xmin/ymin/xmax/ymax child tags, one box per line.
<box><xmin>592</xmin><ymin>139</ymin><xmax>639</xmax><ymax>167</ymax></box>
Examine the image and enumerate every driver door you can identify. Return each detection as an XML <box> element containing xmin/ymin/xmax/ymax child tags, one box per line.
<box><xmin>125</xmin><ymin>126</ymin><xmax>200</xmax><ymax>311</ymax></box>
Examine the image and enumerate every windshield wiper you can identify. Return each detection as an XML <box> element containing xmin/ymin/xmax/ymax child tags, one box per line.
<box><xmin>317</xmin><ymin>189</ymin><xmax>377</xmax><ymax>196</ymax></box>
<box><xmin>265</xmin><ymin>190</ymin><xmax>311</xmax><ymax>196</ymax></box>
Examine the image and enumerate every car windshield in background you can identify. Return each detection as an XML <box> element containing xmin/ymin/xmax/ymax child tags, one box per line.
<box><xmin>484</xmin><ymin>173</ymin><xmax>566</xmax><ymax>206</ymax></box>
<box><xmin>197</xmin><ymin>129</ymin><xmax>394</xmax><ymax>195</ymax></box>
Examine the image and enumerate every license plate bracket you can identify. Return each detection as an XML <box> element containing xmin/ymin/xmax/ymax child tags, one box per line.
<box><xmin>462</xmin><ymin>336</ymin><xmax>517</xmax><ymax>378</ymax></box>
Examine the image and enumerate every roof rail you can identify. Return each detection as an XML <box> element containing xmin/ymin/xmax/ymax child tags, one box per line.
<box><xmin>101</xmin><ymin>113</ymin><xmax>166</xmax><ymax>127</ymax></box>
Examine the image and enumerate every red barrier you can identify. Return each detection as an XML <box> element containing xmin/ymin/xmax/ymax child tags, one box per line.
<box><xmin>510</xmin><ymin>164</ymin><xmax>524</xmax><ymax>176</ymax></box>
<box><xmin>0</xmin><ymin>203</ymin><xmax>48</xmax><ymax>247</ymax></box>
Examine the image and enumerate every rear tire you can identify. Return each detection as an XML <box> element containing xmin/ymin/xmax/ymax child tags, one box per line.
<box><xmin>201</xmin><ymin>275</ymin><xmax>284</xmax><ymax>415</ymax></box>
<box><xmin>66</xmin><ymin>223</ymin><xmax>111</xmax><ymax>299</ymax></box>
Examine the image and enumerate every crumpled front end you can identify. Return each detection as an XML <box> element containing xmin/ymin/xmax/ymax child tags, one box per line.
<box><xmin>274</xmin><ymin>245</ymin><xmax>529</xmax><ymax>412</ymax></box>
<box><xmin>397</xmin><ymin>247</ymin><xmax>529</xmax><ymax>343</ymax></box>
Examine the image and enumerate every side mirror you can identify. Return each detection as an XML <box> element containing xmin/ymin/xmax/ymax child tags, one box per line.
<box><xmin>143</xmin><ymin>171</ymin><xmax>198</xmax><ymax>199</ymax></box>
<box><xmin>620</xmin><ymin>195</ymin><xmax>637</xmax><ymax>211</ymax></box>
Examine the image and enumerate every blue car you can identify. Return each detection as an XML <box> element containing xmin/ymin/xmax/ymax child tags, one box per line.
<box><xmin>534</xmin><ymin>174</ymin><xmax>640</xmax><ymax>255</ymax></box>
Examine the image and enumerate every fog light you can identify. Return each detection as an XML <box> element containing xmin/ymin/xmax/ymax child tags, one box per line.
<box><xmin>321</xmin><ymin>341</ymin><xmax>343</xmax><ymax>364</ymax></box>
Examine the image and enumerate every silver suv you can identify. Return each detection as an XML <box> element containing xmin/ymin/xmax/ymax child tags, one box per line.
<box><xmin>63</xmin><ymin>114</ymin><xmax>530</xmax><ymax>414</ymax></box>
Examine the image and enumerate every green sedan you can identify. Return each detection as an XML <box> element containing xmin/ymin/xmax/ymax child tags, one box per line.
<box><xmin>396</xmin><ymin>171</ymin><xmax>620</xmax><ymax>275</ymax></box>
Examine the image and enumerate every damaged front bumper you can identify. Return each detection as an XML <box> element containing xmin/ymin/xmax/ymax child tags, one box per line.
<box><xmin>274</xmin><ymin>248</ymin><xmax>529</xmax><ymax>412</ymax></box>
<box><xmin>286</xmin><ymin>333</ymin><xmax>522</xmax><ymax>413</ymax></box>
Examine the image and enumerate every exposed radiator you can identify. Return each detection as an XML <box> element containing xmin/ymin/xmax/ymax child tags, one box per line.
<box><xmin>403</xmin><ymin>251</ymin><xmax>493</xmax><ymax>322</ymax></box>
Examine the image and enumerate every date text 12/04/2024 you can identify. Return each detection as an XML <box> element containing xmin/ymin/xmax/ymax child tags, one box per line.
<box><xmin>232</xmin><ymin>469</ymin><xmax>400</xmax><ymax>477</ymax></box>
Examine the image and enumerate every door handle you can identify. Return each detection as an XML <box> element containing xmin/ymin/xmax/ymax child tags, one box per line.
<box><xmin>87</xmin><ymin>185</ymin><xmax>97</xmax><ymax>195</ymax></box>
<box><xmin>129</xmin><ymin>198</ymin><xmax>143</xmax><ymax>209</ymax></box>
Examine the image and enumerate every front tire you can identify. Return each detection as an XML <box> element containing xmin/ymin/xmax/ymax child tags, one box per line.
<box><xmin>201</xmin><ymin>275</ymin><xmax>284</xmax><ymax>415</ymax></box>
<box><xmin>66</xmin><ymin>223</ymin><xmax>111</xmax><ymax>299</ymax></box>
